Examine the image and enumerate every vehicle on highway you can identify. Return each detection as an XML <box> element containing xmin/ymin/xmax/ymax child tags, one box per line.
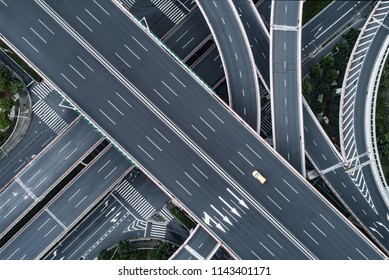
<box><xmin>252</xmin><ymin>170</ymin><xmax>266</xmax><ymax>184</ymax></box>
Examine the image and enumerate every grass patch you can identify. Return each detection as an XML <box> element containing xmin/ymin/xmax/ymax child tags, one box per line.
<box><xmin>303</xmin><ymin>0</ymin><xmax>332</xmax><ymax>25</ymax></box>
<box><xmin>0</xmin><ymin>39</ymin><xmax>42</xmax><ymax>82</ymax></box>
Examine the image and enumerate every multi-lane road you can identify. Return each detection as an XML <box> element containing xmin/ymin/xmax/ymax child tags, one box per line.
<box><xmin>0</xmin><ymin>0</ymin><xmax>387</xmax><ymax>259</ymax></box>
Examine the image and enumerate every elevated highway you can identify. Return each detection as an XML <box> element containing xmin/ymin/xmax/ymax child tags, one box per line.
<box><xmin>0</xmin><ymin>0</ymin><xmax>386</xmax><ymax>259</ymax></box>
<box><xmin>270</xmin><ymin>0</ymin><xmax>305</xmax><ymax>175</ymax></box>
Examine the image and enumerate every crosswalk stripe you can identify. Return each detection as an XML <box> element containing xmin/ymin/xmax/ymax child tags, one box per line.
<box><xmin>151</xmin><ymin>0</ymin><xmax>185</xmax><ymax>24</ymax></box>
<box><xmin>32</xmin><ymin>99</ymin><xmax>67</xmax><ymax>134</ymax></box>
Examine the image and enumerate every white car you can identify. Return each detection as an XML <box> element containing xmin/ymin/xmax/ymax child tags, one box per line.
<box><xmin>252</xmin><ymin>170</ymin><xmax>266</xmax><ymax>184</ymax></box>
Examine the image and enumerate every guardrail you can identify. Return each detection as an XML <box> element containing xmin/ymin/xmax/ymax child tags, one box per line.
<box><xmin>339</xmin><ymin>1</ymin><xmax>389</xmax><ymax>214</ymax></box>
<box><xmin>366</xmin><ymin>35</ymin><xmax>389</xmax><ymax>209</ymax></box>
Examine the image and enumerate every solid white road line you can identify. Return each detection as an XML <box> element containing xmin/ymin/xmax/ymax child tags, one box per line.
<box><xmin>153</xmin><ymin>88</ymin><xmax>169</xmax><ymax>104</ymax></box>
<box><xmin>108</xmin><ymin>100</ymin><xmax>124</xmax><ymax>115</ymax></box>
<box><xmin>104</xmin><ymin>167</ymin><xmax>117</xmax><ymax>179</ymax></box>
<box><xmin>74</xmin><ymin>195</ymin><xmax>88</xmax><ymax>208</ymax></box>
<box><xmin>132</xmin><ymin>36</ymin><xmax>148</xmax><ymax>51</ymax></box>
<box><xmin>3</xmin><ymin>205</ymin><xmax>18</xmax><ymax>219</ymax></box>
<box><xmin>238</xmin><ymin>151</ymin><xmax>254</xmax><ymax>167</ymax></box>
<box><xmin>39</xmin><ymin>19</ymin><xmax>55</xmax><ymax>35</ymax></box>
<box><xmin>69</xmin><ymin>64</ymin><xmax>85</xmax><ymax>79</ymax></box>
<box><xmin>99</xmin><ymin>109</ymin><xmax>116</xmax><ymax>125</ymax></box>
<box><xmin>34</xmin><ymin>176</ymin><xmax>47</xmax><ymax>190</ymax></box>
<box><xmin>98</xmin><ymin>160</ymin><xmax>110</xmax><ymax>172</ymax></box>
<box><xmin>68</xmin><ymin>188</ymin><xmax>81</xmax><ymax>202</ymax></box>
<box><xmin>229</xmin><ymin>160</ymin><xmax>245</xmax><ymax>175</ymax></box>
<box><xmin>246</xmin><ymin>144</ymin><xmax>262</xmax><ymax>159</ymax></box>
<box><xmin>146</xmin><ymin>136</ymin><xmax>162</xmax><ymax>151</ymax></box>
<box><xmin>311</xmin><ymin>222</ymin><xmax>326</xmax><ymax>237</ymax></box>
<box><xmin>77</xmin><ymin>56</ymin><xmax>94</xmax><ymax>71</ymax></box>
<box><xmin>200</xmin><ymin>117</ymin><xmax>215</xmax><ymax>132</ymax></box>
<box><xmin>267</xmin><ymin>195</ymin><xmax>282</xmax><ymax>210</ymax></box>
<box><xmin>93</xmin><ymin>0</ymin><xmax>110</xmax><ymax>15</ymax></box>
<box><xmin>192</xmin><ymin>164</ymin><xmax>208</xmax><ymax>179</ymax></box>
<box><xmin>115</xmin><ymin>92</ymin><xmax>132</xmax><ymax>107</ymax></box>
<box><xmin>65</xmin><ymin>148</ymin><xmax>78</xmax><ymax>160</ymax></box>
<box><xmin>184</xmin><ymin>172</ymin><xmax>200</xmax><ymax>187</ymax></box>
<box><xmin>192</xmin><ymin>124</ymin><xmax>207</xmax><ymax>140</ymax></box>
<box><xmin>154</xmin><ymin>128</ymin><xmax>170</xmax><ymax>143</ymax></box>
<box><xmin>76</xmin><ymin>16</ymin><xmax>93</xmax><ymax>32</ymax></box>
<box><xmin>162</xmin><ymin>81</ymin><xmax>178</xmax><ymax>96</ymax></box>
<box><xmin>170</xmin><ymin>72</ymin><xmax>186</xmax><ymax>87</ymax></box>
<box><xmin>27</xmin><ymin>170</ymin><xmax>41</xmax><ymax>183</ymax></box>
<box><xmin>320</xmin><ymin>213</ymin><xmax>335</xmax><ymax>229</ymax></box>
<box><xmin>138</xmin><ymin>145</ymin><xmax>154</xmax><ymax>160</ymax></box>
<box><xmin>37</xmin><ymin>218</ymin><xmax>50</xmax><ymax>231</ymax></box>
<box><xmin>44</xmin><ymin>224</ymin><xmax>57</xmax><ymax>237</ymax></box>
<box><xmin>274</xmin><ymin>187</ymin><xmax>290</xmax><ymax>202</ymax></box>
<box><xmin>176</xmin><ymin>180</ymin><xmax>192</xmax><ymax>196</ymax></box>
<box><xmin>283</xmin><ymin>179</ymin><xmax>298</xmax><ymax>194</ymax></box>
<box><xmin>30</xmin><ymin>28</ymin><xmax>47</xmax><ymax>43</ymax></box>
<box><xmin>22</xmin><ymin>36</ymin><xmax>39</xmax><ymax>52</ymax></box>
<box><xmin>267</xmin><ymin>234</ymin><xmax>283</xmax><ymax>249</ymax></box>
<box><xmin>60</xmin><ymin>73</ymin><xmax>77</xmax><ymax>88</ymax></box>
<box><xmin>124</xmin><ymin>44</ymin><xmax>141</xmax><ymax>60</ymax></box>
<box><xmin>260</xmin><ymin>242</ymin><xmax>275</xmax><ymax>257</ymax></box>
<box><xmin>58</xmin><ymin>141</ymin><xmax>72</xmax><ymax>153</ymax></box>
<box><xmin>303</xmin><ymin>229</ymin><xmax>319</xmax><ymax>245</ymax></box>
<box><xmin>85</xmin><ymin>8</ymin><xmax>101</xmax><ymax>24</ymax></box>
<box><xmin>115</xmin><ymin>52</ymin><xmax>131</xmax><ymax>68</ymax></box>
<box><xmin>208</xmin><ymin>108</ymin><xmax>224</xmax><ymax>123</ymax></box>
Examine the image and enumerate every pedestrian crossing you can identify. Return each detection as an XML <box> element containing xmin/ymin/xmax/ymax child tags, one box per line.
<box><xmin>32</xmin><ymin>99</ymin><xmax>67</xmax><ymax>134</ymax></box>
<box><xmin>30</xmin><ymin>81</ymin><xmax>53</xmax><ymax>100</ymax></box>
<box><xmin>121</xmin><ymin>0</ymin><xmax>137</xmax><ymax>10</ymax></box>
<box><xmin>159</xmin><ymin>206</ymin><xmax>174</xmax><ymax>223</ymax></box>
<box><xmin>151</xmin><ymin>0</ymin><xmax>185</xmax><ymax>24</ymax></box>
<box><xmin>116</xmin><ymin>180</ymin><xmax>156</xmax><ymax>219</ymax></box>
<box><xmin>150</xmin><ymin>222</ymin><xmax>167</xmax><ymax>238</ymax></box>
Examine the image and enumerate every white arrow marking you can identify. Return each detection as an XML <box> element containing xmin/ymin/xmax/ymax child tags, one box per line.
<box><xmin>100</xmin><ymin>200</ymin><xmax>109</xmax><ymax>212</ymax></box>
<box><xmin>50</xmin><ymin>250</ymin><xmax>57</xmax><ymax>260</ymax></box>
<box><xmin>314</xmin><ymin>26</ymin><xmax>323</xmax><ymax>37</ymax></box>
<box><xmin>203</xmin><ymin>212</ymin><xmax>226</xmax><ymax>233</ymax></box>
<box><xmin>211</xmin><ymin>205</ymin><xmax>232</xmax><ymax>225</ymax></box>
<box><xmin>387</xmin><ymin>213</ymin><xmax>389</xmax><ymax>223</ymax></box>
<box><xmin>219</xmin><ymin>196</ymin><xmax>241</xmax><ymax>217</ymax></box>
<box><xmin>110</xmin><ymin>212</ymin><xmax>121</xmax><ymax>223</ymax></box>
<box><xmin>369</xmin><ymin>227</ymin><xmax>383</xmax><ymax>238</ymax></box>
<box><xmin>216</xmin><ymin>223</ymin><xmax>226</xmax><ymax>233</ymax></box>
<box><xmin>376</xmin><ymin>221</ymin><xmax>389</xmax><ymax>233</ymax></box>
<box><xmin>105</xmin><ymin>206</ymin><xmax>116</xmax><ymax>217</ymax></box>
<box><xmin>226</xmin><ymin>188</ymin><xmax>249</xmax><ymax>209</ymax></box>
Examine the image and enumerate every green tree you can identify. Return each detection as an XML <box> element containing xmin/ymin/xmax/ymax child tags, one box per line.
<box><xmin>379</xmin><ymin>133</ymin><xmax>389</xmax><ymax>158</ymax></box>
<box><xmin>309</xmin><ymin>64</ymin><xmax>323</xmax><ymax>79</ymax></box>
<box><xmin>9</xmin><ymin>80</ymin><xmax>22</xmax><ymax>94</ymax></box>
<box><xmin>317</xmin><ymin>82</ymin><xmax>331</xmax><ymax>96</ymax></box>
<box><xmin>0</xmin><ymin>113</ymin><xmax>11</xmax><ymax>130</ymax></box>
<box><xmin>148</xmin><ymin>243</ymin><xmax>176</xmax><ymax>260</ymax></box>
<box><xmin>302</xmin><ymin>79</ymin><xmax>312</xmax><ymax>95</ymax></box>
<box><xmin>312</xmin><ymin>100</ymin><xmax>325</xmax><ymax>114</ymax></box>
<box><xmin>0</xmin><ymin>97</ymin><xmax>14</xmax><ymax>111</ymax></box>
<box><xmin>344</xmin><ymin>28</ymin><xmax>360</xmax><ymax>46</ymax></box>
<box><xmin>325</xmin><ymin>69</ymin><xmax>339</xmax><ymax>82</ymax></box>
<box><xmin>320</xmin><ymin>55</ymin><xmax>334</xmax><ymax>71</ymax></box>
